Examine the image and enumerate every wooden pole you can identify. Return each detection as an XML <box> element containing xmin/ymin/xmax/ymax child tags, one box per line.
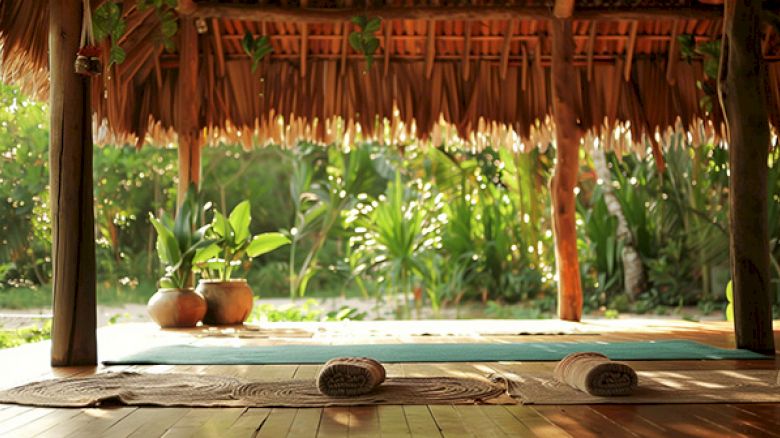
<box><xmin>551</xmin><ymin>18</ymin><xmax>583</xmax><ymax>322</ymax></box>
<box><xmin>719</xmin><ymin>0</ymin><xmax>775</xmax><ymax>354</ymax></box>
<box><xmin>177</xmin><ymin>16</ymin><xmax>201</xmax><ymax>205</ymax></box>
<box><xmin>49</xmin><ymin>0</ymin><xmax>97</xmax><ymax>366</ymax></box>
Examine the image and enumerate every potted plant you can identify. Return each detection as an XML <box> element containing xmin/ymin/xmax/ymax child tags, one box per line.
<box><xmin>194</xmin><ymin>200</ymin><xmax>290</xmax><ymax>325</ymax></box>
<box><xmin>146</xmin><ymin>185</ymin><xmax>213</xmax><ymax>328</ymax></box>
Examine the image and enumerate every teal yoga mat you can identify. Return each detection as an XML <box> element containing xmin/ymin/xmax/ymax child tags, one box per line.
<box><xmin>103</xmin><ymin>340</ymin><xmax>772</xmax><ymax>365</ymax></box>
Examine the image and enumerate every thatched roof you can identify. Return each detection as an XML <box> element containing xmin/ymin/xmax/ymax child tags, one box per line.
<box><xmin>1</xmin><ymin>0</ymin><xmax>777</xmax><ymax>149</ymax></box>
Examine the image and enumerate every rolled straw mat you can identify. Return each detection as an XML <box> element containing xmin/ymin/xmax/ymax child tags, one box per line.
<box><xmin>500</xmin><ymin>369</ymin><xmax>780</xmax><ymax>405</ymax></box>
<box><xmin>553</xmin><ymin>352</ymin><xmax>638</xmax><ymax>396</ymax></box>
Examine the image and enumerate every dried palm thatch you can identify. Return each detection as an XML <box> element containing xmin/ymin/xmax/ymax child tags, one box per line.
<box><xmin>0</xmin><ymin>0</ymin><xmax>776</xmax><ymax>149</ymax></box>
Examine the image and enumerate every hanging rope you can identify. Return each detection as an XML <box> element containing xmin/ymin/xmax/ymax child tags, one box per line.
<box><xmin>74</xmin><ymin>0</ymin><xmax>102</xmax><ymax>76</ymax></box>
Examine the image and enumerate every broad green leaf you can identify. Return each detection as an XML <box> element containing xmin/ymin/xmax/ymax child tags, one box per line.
<box><xmin>364</xmin><ymin>18</ymin><xmax>381</xmax><ymax>34</ymax></box>
<box><xmin>246</xmin><ymin>232</ymin><xmax>291</xmax><ymax>258</ymax></box>
<box><xmin>348</xmin><ymin>33</ymin><xmax>364</xmax><ymax>52</ymax></box>
<box><xmin>193</xmin><ymin>243</ymin><xmax>221</xmax><ymax>264</ymax></box>
<box><xmin>149</xmin><ymin>214</ymin><xmax>181</xmax><ymax>265</ymax></box>
<box><xmin>229</xmin><ymin>200</ymin><xmax>252</xmax><ymax>243</ymax></box>
<box><xmin>212</xmin><ymin>211</ymin><xmax>231</xmax><ymax>239</ymax></box>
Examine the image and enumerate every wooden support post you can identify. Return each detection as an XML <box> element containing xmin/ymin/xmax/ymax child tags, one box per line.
<box><xmin>49</xmin><ymin>0</ymin><xmax>97</xmax><ymax>366</ymax></box>
<box><xmin>551</xmin><ymin>18</ymin><xmax>583</xmax><ymax>322</ymax></box>
<box><xmin>719</xmin><ymin>0</ymin><xmax>775</xmax><ymax>353</ymax></box>
<box><xmin>177</xmin><ymin>16</ymin><xmax>201</xmax><ymax>205</ymax></box>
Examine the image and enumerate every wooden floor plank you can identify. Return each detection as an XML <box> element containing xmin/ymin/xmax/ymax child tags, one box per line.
<box><xmin>317</xmin><ymin>407</ymin><xmax>350</xmax><ymax>437</ymax></box>
<box><xmin>403</xmin><ymin>405</ymin><xmax>443</xmax><ymax>438</ymax></box>
<box><xmin>255</xmin><ymin>407</ymin><xmax>298</xmax><ymax>438</ymax></box>
<box><xmin>377</xmin><ymin>405</ymin><xmax>412</xmax><ymax>438</ymax></box>
<box><xmin>348</xmin><ymin>406</ymin><xmax>381</xmax><ymax>438</ymax></box>
<box><xmin>505</xmin><ymin>406</ymin><xmax>571</xmax><ymax>438</ymax></box>
<box><xmin>223</xmin><ymin>408</ymin><xmax>272</xmax><ymax>438</ymax></box>
<box><xmin>286</xmin><ymin>408</ymin><xmax>322</xmax><ymax>437</ymax></box>
<box><xmin>99</xmin><ymin>407</ymin><xmax>188</xmax><ymax>438</ymax></box>
<box><xmin>454</xmin><ymin>404</ymin><xmax>508</xmax><ymax>437</ymax></box>
<box><xmin>428</xmin><ymin>405</ymin><xmax>470</xmax><ymax>438</ymax></box>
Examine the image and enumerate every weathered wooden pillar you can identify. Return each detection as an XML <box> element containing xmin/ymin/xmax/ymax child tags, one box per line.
<box><xmin>49</xmin><ymin>0</ymin><xmax>98</xmax><ymax>366</ymax></box>
<box><xmin>719</xmin><ymin>0</ymin><xmax>775</xmax><ymax>353</ymax></box>
<box><xmin>551</xmin><ymin>17</ymin><xmax>583</xmax><ymax>322</ymax></box>
<box><xmin>176</xmin><ymin>16</ymin><xmax>201</xmax><ymax>205</ymax></box>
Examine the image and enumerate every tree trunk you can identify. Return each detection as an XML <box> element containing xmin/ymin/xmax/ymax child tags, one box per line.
<box><xmin>718</xmin><ymin>0</ymin><xmax>775</xmax><ymax>353</ymax></box>
<box><xmin>551</xmin><ymin>18</ymin><xmax>583</xmax><ymax>321</ymax></box>
<box><xmin>591</xmin><ymin>147</ymin><xmax>645</xmax><ymax>299</ymax></box>
<box><xmin>49</xmin><ymin>0</ymin><xmax>97</xmax><ymax>366</ymax></box>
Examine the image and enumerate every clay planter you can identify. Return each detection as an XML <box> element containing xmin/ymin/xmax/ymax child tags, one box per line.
<box><xmin>197</xmin><ymin>279</ymin><xmax>254</xmax><ymax>325</ymax></box>
<box><xmin>147</xmin><ymin>288</ymin><xmax>207</xmax><ymax>328</ymax></box>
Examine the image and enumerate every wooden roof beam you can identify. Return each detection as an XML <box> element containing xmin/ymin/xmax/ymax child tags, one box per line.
<box><xmin>384</xmin><ymin>19</ymin><xmax>392</xmax><ymax>76</ymax></box>
<box><xmin>586</xmin><ymin>21</ymin><xmax>596</xmax><ymax>82</ymax></box>
<box><xmin>500</xmin><ymin>20</ymin><xmax>514</xmax><ymax>80</ymax></box>
<box><xmin>425</xmin><ymin>20</ymin><xmax>436</xmax><ymax>79</ymax></box>
<box><xmin>462</xmin><ymin>21</ymin><xmax>472</xmax><ymax>80</ymax></box>
<box><xmin>300</xmin><ymin>0</ymin><xmax>308</xmax><ymax>77</ymax></box>
<box><xmin>624</xmin><ymin>20</ymin><xmax>638</xmax><ymax>81</ymax></box>
<box><xmin>184</xmin><ymin>4</ymin><xmax>725</xmax><ymax>21</ymax></box>
<box><xmin>666</xmin><ymin>19</ymin><xmax>680</xmax><ymax>84</ymax></box>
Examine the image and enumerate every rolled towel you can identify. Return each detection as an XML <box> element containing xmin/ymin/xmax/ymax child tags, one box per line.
<box><xmin>317</xmin><ymin>357</ymin><xmax>386</xmax><ymax>397</ymax></box>
<box><xmin>554</xmin><ymin>352</ymin><xmax>638</xmax><ymax>396</ymax></box>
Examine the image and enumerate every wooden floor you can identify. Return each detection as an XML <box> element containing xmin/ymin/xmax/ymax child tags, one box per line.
<box><xmin>0</xmin><ymin>319</ymin><xmax>778</xmax><ymax>437</ymax></box>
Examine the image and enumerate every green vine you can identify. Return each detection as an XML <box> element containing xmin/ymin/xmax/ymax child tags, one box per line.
<box><xmin>349</xmin><ymin>16</ymin><xmax>381</xmax><ymax>71</ymax></box>
<box><xmin>678</xmin><ymin>34</ymin><xmax>721</xmax><ymax>114</ymax></box>
<box><xmin>137</xmin><ymin>0</ymin><xmax>179</xmax><ymax>52</ymax></box>
<box><xmin>93</xmin><ymin>0</ymin><xmax>179</xmax><ymax>66</ymax></box>
<box><xmin>93</xmin><ymin>2</ymin><xmax>127</xmax><ymax>65</ymax></box>
<box><xmin>241</xmin><ymin>33</ymin><xmax>273</xmax><ymax>72</ymax></box>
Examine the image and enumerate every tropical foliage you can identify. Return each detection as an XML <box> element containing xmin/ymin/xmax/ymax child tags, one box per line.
<box><xmin>1</xmin><ymin>82</ymin><xmax>779</xmax><ymax>318</ymax></box>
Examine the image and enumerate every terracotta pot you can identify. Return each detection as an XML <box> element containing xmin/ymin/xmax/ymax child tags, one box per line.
<box><xmin>147</xmin><ymin>288</ymin><xmax>207</xmax><ymax>328</ymax></box>
<box><xmin>197</xmin><ymin>279</ymin><xmax>254</xmax><ymax>325</ymax></box>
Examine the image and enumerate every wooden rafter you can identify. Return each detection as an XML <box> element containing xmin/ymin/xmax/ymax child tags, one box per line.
<box><xmin>586</xmin><ymin>21</ymin><xmax>596</xmax><ymax>82</ymax></box>
<box><xmin>500</xmin><ymin>20</ymin><xmax>514</xmax><ymax>80</ymax></box>
<box><xmin>521</xmin><ymin>42</ymin><xmax>527</xmax><ymax>91</ymax></box>
<box><xmin>624</xmin><ymin>20</ymin><xmax>638</xmax><ymax>81</ymax></box>
<box><xmin>666</xmin><ymin>20</ymin><xmax>680</xmax><ymax>84</ymax></box>
<box><xmin>185</xmin><ymin>4</ymin><xmax>725</xmax><ymax>21</ymax></box>
<box><xmin>300</xmin><ymin>0</ymin><xmax>308</xmax><ymax>77</ymax></box>
<box><xmin>425</xmin><ymin>20</ymin><xmax>436</xmax><ymax>79</ymax></box>
<box><xmin>384</xmin><ymin>19</ymin><xmax>392</xmax><ymax>76</ymax></box>
<box><xmin>462</xmin><ymin>21</ymin><xmax>472</xmax><ymax>80</ymax></box>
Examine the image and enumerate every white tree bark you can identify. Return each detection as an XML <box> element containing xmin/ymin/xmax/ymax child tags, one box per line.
<box><xmin>591</xmin><ymin>147</ymin><xmax>646</xmax><ymax>299</ymax></box>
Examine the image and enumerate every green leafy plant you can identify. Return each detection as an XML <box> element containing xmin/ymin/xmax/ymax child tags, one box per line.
<box><xmin>349</xmin><ymin>16</ymin><xmax>381</xmax><ymax>71</ymax></box>
<box><xmin>194</xmin><ymin>200</ymin><xmax>290</xmax><ymax>281</ymax></box>
<box><xmin>93</xmin><ymin>1</ymin><xmax>127</xmax><ymax>65</ymax></box>
<box><xmin>241</xmin><ymin>32</ymin><xmax>274</xmax><ymax>72</ymax></box>
<box><xmin>678</xmin><ymin>35</ymin><xmax>720</xmax><ymax>113</ymax></box>
<box><xmin>149</xmin><ymin>185</ymin><xmax>213</xmax><ymax>289</ymax></box>
<box><xmin>138</xmin><ymin>0</ymin><xmax>179</xmax><ymax>52</ymax></box>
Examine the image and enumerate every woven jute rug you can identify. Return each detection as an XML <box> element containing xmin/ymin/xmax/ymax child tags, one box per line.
<box><xmin>501</xmin><ymin>369</ymin><xmax>780</xmax><ymax>404</ymax></box>
<box><xmin>0</xmin><ymin>372</ymin><xmax>514</xmax><ymax>408</ymax></box>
